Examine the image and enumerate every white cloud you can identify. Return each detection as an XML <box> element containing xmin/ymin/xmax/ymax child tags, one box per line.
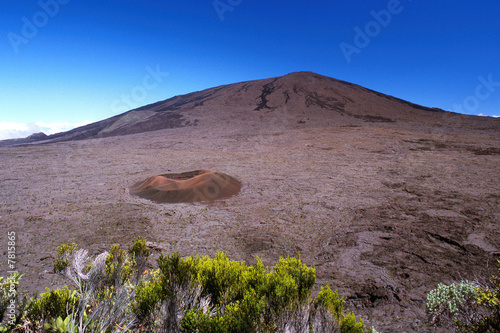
<box><xmin>0</xmin><ymin>121</ymin><xmax>92</xmax><ymax>140</ymax></box>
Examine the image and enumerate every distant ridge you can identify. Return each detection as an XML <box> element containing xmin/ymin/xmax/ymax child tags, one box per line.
<box><xmin>2</xmin><ymin>72</ymin><xmax>498</xmax><ymax>146</ymax></box>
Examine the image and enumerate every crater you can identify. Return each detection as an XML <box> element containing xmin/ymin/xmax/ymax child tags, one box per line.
<box><xmin>129</xmin><ymin>170</ymin><xmax>241</xmax><ymax>203</ymax></box>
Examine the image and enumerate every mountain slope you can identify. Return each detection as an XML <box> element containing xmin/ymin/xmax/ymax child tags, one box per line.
<box><xmin>4</xmin><ymin>72</ymin><xmax>498</xmax><ymax>146</ymax></box>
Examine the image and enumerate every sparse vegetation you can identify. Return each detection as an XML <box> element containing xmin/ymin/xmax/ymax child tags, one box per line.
<box><xmin>53</xmin><ymin>241</ymin><xmax>78</xmax><ymax>273</ymax></box>
<box><xmin>426</xmin><ymin>260</ymin><xmax>500</xmax><ymax>332</ymax></box>
<box><xmin>0</xmin><ymin>272</ymin><xmax>29</xmax><ymax>331</ymax></box>
<box><xmin>27</xmin><ymin>286</ymin><xmax>79</xmax><ymax>324</ymax></box>
<box><xmin>0</xmin><ymin>238</ymin><xmax>375</xmax><ymax>332</ymax></box>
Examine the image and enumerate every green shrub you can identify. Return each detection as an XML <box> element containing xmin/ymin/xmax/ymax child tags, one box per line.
<box><xmin>312</xmin><ymin>285</ymin><xmax>366</xmax><ymax>332</ymax></box>
<box><xmin>183</xmin><ymin>288</ymin><xmax>266</xmax><ymax>333</ymax></box>
<box><xmin>341</xmin><ymin>312</ymin><xmax>366</xmax><ymax>333</ymax></box>
<box><xmin>426</xmin><ymin>261</ymin><xmax>500</xmax><ymax>332</ymax></box>
<box><xmin>137</xmin><ymin>250</ymin><xmax>369</xmax><ymax>332</ymax></box>
<box><xmin>27</xmin><ymin>286</ymin><xmax>79</xmax><ymax>322</ymax></box>
<box><xmin>134</xmin><ymin>275</ymin><xmax>162</xmax><ymax>322</ymax></box>
<box><xmin>272</xmin><ymin>255</ymin><xmax>316</xmax><ymax>303</ymax></box>
<box><xmin>128</xmin><ymin>237</ymin><xmax>150</xmax><ymax>260</ymax></box>
<box><xmin>426</xmin><ymin>280</ymin><xmax>479</xmax><ymax>320</ymax></box>
<box><xmin>15</xmin><ymin>239</ymin><xmax>375</xmax><ymax>332</ymax></box>
<box><xmin>313</xmin><ymin>285</ymin><xmax>345</xmax><ymax>325</ymax></box>
<box><xmin>181</xmin><ymin>308</ymin><xmax>226</xmax><ymax>333</ymax></box>
<box><xmin>472</xmin><ymin>261</ymin><xmax>500</xmax><ymax>332</ymax></box>
<box><xmin>262</xmin><ymin>255</ymin><xmax>316</xmax><ymax>324</ymax></box>
<box><xmin>158</xmin><ymin>251</ymin><xmax>195</xmax><ymax>296</ymax></box>
<box><xmin>128</xmin><ymin>237</ymin><xmax>150</xmax><ymax>282</ymax></box>
<box><xmin>0</xmin><ymin>272</ymin><xmax>28</xmax><ymax>328</ymax></box>
<box><xmin>105</xmin><ymin>244</ymin><xmax>131</xmax><ymax>286</ymax></box>
<box><xmin>188</xmin><ymin>251</ymin><xmax>248</xmax><ymax>306</ymax></box>
<box><xmin>222</xmin><ymin>289</ymin><xmax>266</xmax><ymax>332</ymax></box>
<box><xmin>53</xmin><ymin>241</ymin><xmax>78</xmax><ymax>273</ymax></box>
<box><xmin>43</xmin><ymin>314</ymin><xmax>78</xmax><ymax>333</ymax></box>
<box><xmin>0</xmin><ymin>273</ymin><xmax>19</xmax><ymax>322</ymax></box>
<box><xmin>176</xmin><ymin>253</ymin><xmax>267</xmax><ymax>332</ymax></box>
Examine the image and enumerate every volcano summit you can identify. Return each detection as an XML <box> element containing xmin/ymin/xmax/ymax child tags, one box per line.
<box><xmin>3</xmin><ymin>71</ymin><xmax>498</xmax><ymax>146</ymax></box>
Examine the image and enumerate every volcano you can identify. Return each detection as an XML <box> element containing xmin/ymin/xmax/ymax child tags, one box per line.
<box><xmin>3</xmin><ymin>71</ymin><xmax>498</xmax><ymax>146</ymax></box>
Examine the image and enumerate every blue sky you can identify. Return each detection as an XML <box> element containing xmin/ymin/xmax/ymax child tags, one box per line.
<box><xmin>1</xmin><ymin>0</ymin><xmax>499</xmax><ymax>139</ymax></box>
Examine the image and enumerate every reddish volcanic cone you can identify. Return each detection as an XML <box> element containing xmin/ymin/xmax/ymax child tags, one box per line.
<box><xmin>129</xmin><ymin>170</ymin><xmax>241</xmax><ymax>203</ymax></box>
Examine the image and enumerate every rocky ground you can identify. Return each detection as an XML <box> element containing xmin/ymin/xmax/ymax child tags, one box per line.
<box><xmin>1</xmin><ymin>122</ymin><xmax>499</xmax><ymax>332</ymax></box>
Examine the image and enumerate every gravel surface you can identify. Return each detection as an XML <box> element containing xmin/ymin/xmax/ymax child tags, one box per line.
<box><xmin>1</xmin><ymin>121</ymin><xmax>498</xmax><ymax>332</ymax></box>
